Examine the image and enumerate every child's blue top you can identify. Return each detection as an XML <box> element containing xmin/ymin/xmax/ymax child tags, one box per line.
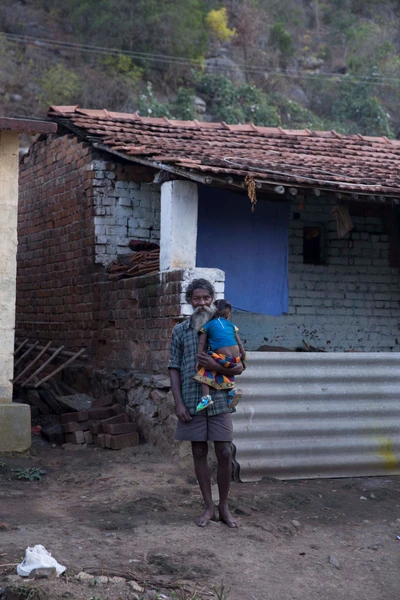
<box><xmin>200</xmin><ymin>317</ymin><xmax>239</xmax><ymax>351</ymax></box>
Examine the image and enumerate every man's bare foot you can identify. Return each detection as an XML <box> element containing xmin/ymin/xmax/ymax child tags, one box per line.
<box><xmin>218</xmin><ymin>504</ymin><xmax>238</xmax><ymax>528</ymax></box>
<box><xmin>195</xmin><ymin>506</ymin><xmax>216</xmax><ymax>527</ymax></box>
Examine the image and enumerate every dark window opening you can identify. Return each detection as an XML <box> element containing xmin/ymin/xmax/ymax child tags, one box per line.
<box><xmin>303</xmin><ymin>226</ymin><xmax>323</xmax><ymax>265</ymax></box>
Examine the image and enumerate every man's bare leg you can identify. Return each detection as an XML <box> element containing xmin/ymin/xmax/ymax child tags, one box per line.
<box><xmin>215</xmin><ymin>441</ymin><xmax>237</xmax><ymax>528</ymax></box>
<box><xmin>191</xmin><ymin>441</ymin><xmax>216</xmax><ymax>527</ymax></box>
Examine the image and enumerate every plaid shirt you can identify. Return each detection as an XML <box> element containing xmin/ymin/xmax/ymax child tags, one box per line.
<box><xmin>168</xmin><ymin>319</ymin><xmax>230</xmax><ymax>416</ymax></box>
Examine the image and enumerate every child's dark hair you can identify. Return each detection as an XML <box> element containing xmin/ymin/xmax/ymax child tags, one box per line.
<box><xmin>213</xmin><ymin>298</ymin><xmax>232</xmax><ymax>318</ymax></box>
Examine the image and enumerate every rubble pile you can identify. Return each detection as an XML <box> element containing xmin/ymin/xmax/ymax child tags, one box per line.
<box><xmin>61</xmin><ymin>403</ymin><xmax>138</xmax><ymax>449</ymax></box>
<box><xmin>16</xmin><ymin>380</ymin><xmax>139</xmax><ymax>450</ymax></box>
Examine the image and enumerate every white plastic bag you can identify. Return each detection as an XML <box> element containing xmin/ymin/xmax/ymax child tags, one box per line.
<box><xmin>17</xmin><ymin>544</ymin><xmax>66</xmax><ymax>577</ymax></box>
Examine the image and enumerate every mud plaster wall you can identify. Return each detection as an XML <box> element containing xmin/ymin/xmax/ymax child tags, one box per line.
<box><xmin>0</xmin><ymin>131</ymin><xmax>19</xmax><ymax>401</ymax></box>
<box><xmin>233</xmin><ymin>195</ymin><xmax>400</xmax><ymax>352</ymax></box>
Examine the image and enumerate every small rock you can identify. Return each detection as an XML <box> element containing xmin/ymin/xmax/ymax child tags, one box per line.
<box><xmin>61</xmin><ymin>442</ymin><xmax>88</xmax><ymax>451</ymax></box>
<box><xmin>0</xmin><ymin>523</ymin><xmax>11</xmax><ymax>531</ymax></box>
<box><xmin>208</xmin><ymin>519</ymin><xmax>221</xmax><ymax>526</ymax></box>
<box><xmin>127</xmin><ymin>580</ymin><xmax>145</xmax><ymax>592</ymax></box>
<box><xmin>259</xmin><ymin>522</ymin><xmax>275</xmax><ymax>533</ymax></box>
<box><xmin>291</xmin><ymin>519</ymin><xmax>301</xmax><ymax>528</ymax></box>
<box><xmin>75</xmin><ymin>571</ymin><xmax>93</xmax><ymax>581</ymax></box>
<box><xmin>145</xmin><ymin>591</ymin><xmax>159</xmax><ymax>600</ymax></box>
<box><xmin>29</xmin><ymin>567</ymin><xmax>57</xmax><ymax>580</ymax></box>
<box><xmin>109</xmin><ymin>576</ymin><xmax>125</xmax><ymax>583</ymax></box>
<box><xmin>91</xmin><ymin>575</ymin><xmax>108</xmax><ymax>585</ymax></box>
<box><xmin>359</xmin><ymin>496</ymin><xmax>367</xmax><ymax>500</ymax></box>
<box><xmin>234</xmin><ymin>505</ymin><xmax>252</xmax><ymax>516</ymax></box>
<box><xmin>370</xmin><ymin>493</ymin><xmax>376</xmax><ymax>499</ymax></box>
<box><xmin>328</xmin><ymin>555</ymin><xmax>341</xmax><ymax>569</ymax></box>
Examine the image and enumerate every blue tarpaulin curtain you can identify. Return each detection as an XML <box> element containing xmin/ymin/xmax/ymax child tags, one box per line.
<box><xmin>196</xmin><ymin>186</ymin><xmax>290</xmax><ymax>316</ymax></box>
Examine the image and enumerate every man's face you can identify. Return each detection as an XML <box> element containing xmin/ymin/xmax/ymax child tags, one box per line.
<box><xmin>190</xmin><ymin>288</ymin><xmax>213</xmax><ymax>310</ymax></box>
<box><xmin>189</xmin><ymin>287</ymin><xmax>214</xmax><ymax>331</ymax></box>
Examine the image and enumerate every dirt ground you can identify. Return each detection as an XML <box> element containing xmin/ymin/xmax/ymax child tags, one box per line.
<box><xmin>1</xmin><ymin>434</ymin><xmax>400</xmax><ymax>600</ymax></box>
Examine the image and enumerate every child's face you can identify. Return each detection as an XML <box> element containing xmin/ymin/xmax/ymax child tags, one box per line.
<box><xmin>225</xmin><ymin>309</ymin><xmax>231</xmax><ymax>320</ymax></box>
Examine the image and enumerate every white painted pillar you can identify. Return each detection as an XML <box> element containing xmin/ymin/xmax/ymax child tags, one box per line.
<box><xmin>160</xmin><ymin>180</ymin><xmax>198</xmax><ymax>270</ymax></box>
<box><xmin>0</xmin><ymin>131</ymin><xmax>30</xmax><ymax>452</ymax></box>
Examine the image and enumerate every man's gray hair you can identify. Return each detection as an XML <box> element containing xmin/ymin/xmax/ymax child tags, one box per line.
<box><xmin>185</xmin><ymin>278</ymin><xmax>215</xmax><ymax>303</ymax></box>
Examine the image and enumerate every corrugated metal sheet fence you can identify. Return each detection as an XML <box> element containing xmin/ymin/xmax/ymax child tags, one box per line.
<box><xmin>232</xmin><ymin>352</ymin><xmax>400</xmax><ymax>481</ymax></box>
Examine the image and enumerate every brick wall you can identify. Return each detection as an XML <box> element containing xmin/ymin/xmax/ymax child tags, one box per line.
<box><xmin>233</xmin><ymin>194</ymin><xmax>400</xmax><ymax>351</ymax></box>
<box><xmin>92</xmin><ymin>270</ymin><xmax>183</xmax><ymax>371</ymax></box>
<box><xmin>17</xmin><ymin>133</ymin><xmax>97</xmax><ymax>352</ymax></box>
<box><xmin>90</xmin><ymin>159</ymin><xmax>160</xmax><ymax>265</ymax></box>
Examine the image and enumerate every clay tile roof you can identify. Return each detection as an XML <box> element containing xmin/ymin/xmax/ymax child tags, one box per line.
<box><xmin>47</xmin><ymin>105</ymin><xmax>400</xmax><ymax>196</ymax></box>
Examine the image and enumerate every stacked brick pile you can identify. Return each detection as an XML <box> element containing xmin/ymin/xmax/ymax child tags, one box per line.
<box><xmin>61</xmin><ymin>403</ymin><xmax>138</xmax><ymax>450</ymax></box>
<box><xmin>106</xmin><ymin>248</ymin><xmax>159</xmax><ymax>280</ymax></box>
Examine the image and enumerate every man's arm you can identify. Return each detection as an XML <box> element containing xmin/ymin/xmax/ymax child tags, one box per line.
<box><xmin>196</xmin><ymin>352</ymin><xmax>244</xmax><ymax>376</ymax></box>
<box><xmin>169</xmin><ymin>327</ymin><xmax>192</xmax><ymax>422</ymax></box>
<box><xmin>170</xmin><ymin>369</ymin><xmax>192</xmax><ymax>422</ymax></box>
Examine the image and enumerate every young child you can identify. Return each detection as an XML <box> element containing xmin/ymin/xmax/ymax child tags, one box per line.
<box><xmin>193</xmin><ymin>299</ymin><xmax>245</xmax><ymax>412</ymax></box>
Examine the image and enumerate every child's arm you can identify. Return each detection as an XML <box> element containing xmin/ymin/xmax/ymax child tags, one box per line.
<box><xmin>235</xmin><ymin>331</ymin><xmax>247</xmax><ymax>370</ymax></box>
<box><xmin>235</xmin><ymin>332</ymin><xmax>245</xmax><ymax>355</ymax></box>
<box><xmin>197</xmin><ymin>331</ymin><xmax>208</xmax><ymax>355</ymax></box>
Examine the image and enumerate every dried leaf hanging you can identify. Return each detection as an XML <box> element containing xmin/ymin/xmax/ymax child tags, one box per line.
<box><xmin>245</xmin><ymin>174</ymin><xmax>257</xmax><ymax>212</ymax></box>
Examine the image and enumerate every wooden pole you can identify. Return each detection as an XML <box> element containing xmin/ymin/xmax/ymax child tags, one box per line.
<box><xmin>13</xmin><ymin>340</ymin><xmax>39</xmax><ymax>369</ymax></box>
<box><xmin>12</xmin><ymin>341</ymin><xmax>53</xmax><ymax>384</ymax></box>
<box><xmin>22</xmin><ymin>345</ymin><xmax>65</xmax><ymax>387</ymax></box>
<box><xmin>33</xmin><ymin>348</ymin><xmax>86</xmax><ymax>389</ymax></box>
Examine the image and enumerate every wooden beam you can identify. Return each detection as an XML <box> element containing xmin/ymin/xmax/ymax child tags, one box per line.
<box><xmin>14</xmin><ymin>339</ymin><xmax>29</xmax><ymax>356</ymax></box>
<box><xmin>12</xmin><ymin>341</ymin><xmax>53</xmax><ymax>385</ymax></box>
<box><xmin>33</xmin><ymin>348</ymin><xmax>86</xmax><ymax>389</ymax></box>
<box><xmin>13</xmin><ymin>341</ymin><xmax>39</xmax><ymax>369</ymax></box>
<box><xmin>22</xmin><ymin>345</ymin><xmax>65</xmax><ymax>387</ymax></box>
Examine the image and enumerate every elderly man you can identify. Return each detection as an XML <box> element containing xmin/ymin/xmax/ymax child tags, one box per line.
<box><xmin>169</xmin><ymin>278</ymin><xmax>243</xmax><ymax>527</ymax></box>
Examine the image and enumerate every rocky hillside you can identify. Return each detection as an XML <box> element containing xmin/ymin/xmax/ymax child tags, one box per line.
<box><xmin>1</xmin><ymin>0</ymin><xmax>400</xmax><ymax>137</ymax></box>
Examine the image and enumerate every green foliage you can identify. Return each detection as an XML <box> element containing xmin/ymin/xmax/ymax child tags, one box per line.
<box><xmin>63</xmin><ymin>0</ymin><xmax>210</xmax><ymax>61</ymax></box>
<box><xmin>102</xmin><ymin>55</ymin><xmax>143</xmax><ymax>79</ymax></box>
<box><xmin>169</xmin><ymin>88</ymin><xmax>197</xmax><ymax>120</ymax></box>
<box><xmin>136</xmin><ymin>82</ymin><xmax>172</xmax><ymax>118</ymax></box>
<box><xmin>236</xmin><ymin>85</ymin><xmax>281</xmax><ymax>126</ymax></box>
<box><xmin>39</xmin><ymin>63</ymin><xmax>81</xmax><ymax>107</ymax></box>
<box><xmin>269</xmin><ymin>22</ymin><xmax>295</xmax><ymax>57</ymax></box>
<box><xmin>271</xmin><ymin>93</ymin><xmax>324</xmax><ymax>129</ymax></box>
<box><xmin>308</xmin><ymin>75</ymin><xmax>394</xmax><ymax>136</ymax></box>
<box><xmin>194</xmin><ymin>74</ymin><xmax>281</xmax><ymax>125</ymax></box>
<box><xmin>330</xmin><ymin>80</ymin><xmax>393</xmax><ymax>136</ymax></box>
<box><xmin>12</xmin><ymin>467</ymin><xmax>46</xmax><ymax>481</ymax></box>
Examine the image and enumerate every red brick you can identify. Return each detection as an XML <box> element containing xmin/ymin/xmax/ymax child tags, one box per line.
<box><xmin>64</xmin><ymin>431</ymin><xmax>85</xmax><ymax>444</ymax></box>
<box><xmin>87</xmin><ymin>407</ymin><xmax>117</xmax><ymax>420</ymax></box>
<box><xmin>109</xmin><ymin>404</ymin><xmax>126</xmax><ymax>416</ymax></box>
<box><xmin>90</xmin><ymin>413</ymin><xmax>129</xmax><ymax>434</ymax></box>
<box><xmin>60</xmin><ymin>411</ymin><xmax>89</xmax><ymax>424</ymax></box>
<box><xmin>62</xmin><ymin>420</ymin><xmax>90</xmax><ymax>433</ymax></box>
<box><xmin>95</xmin><ymin>433</ymin><xmax>107</xmax><ymax>448</ymax></box>
<box><xmin>104</xmin><ymin>422</ymin><xmax>137</xmax><ymax>435</ymax></box>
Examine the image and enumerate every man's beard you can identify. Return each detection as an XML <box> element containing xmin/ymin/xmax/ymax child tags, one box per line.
<box><xmin>190</xmin><ymin>304</ymin><xmax>215</xmax><ymax>332</ymax></box>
